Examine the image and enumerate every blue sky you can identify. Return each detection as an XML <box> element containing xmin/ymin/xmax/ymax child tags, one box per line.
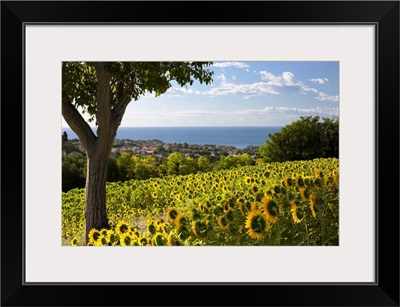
<box><xmin>62</xmin><ymin>61</ymin><xmax>339</xmax><ymax>127</ymax></box>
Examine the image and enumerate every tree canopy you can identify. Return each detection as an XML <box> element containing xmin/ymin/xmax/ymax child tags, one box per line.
<box><xmin>259</xmin><ymin>116</ymin><xmax>339</xmax><ymax>162</ymax></box>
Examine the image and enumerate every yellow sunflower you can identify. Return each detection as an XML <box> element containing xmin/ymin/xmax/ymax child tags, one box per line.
<box><xmin>120</xmin><ymin>233</ymin><xmax>135</xmax><ymax>246</ymax></box>
<box><xmin>261</xmin><ymin>195</ymin><xmax>278</xmax><ymax>223</ymax></box>
<box><xmin>334</xmin><ymin>172</ymin><xmax>339</xmax><ymax>185</ymax></box>
<box><xmin>138</xmin><ymin>236</ymin><xmax>150</xmax><ymax>246</ymax></box>
<box><xmin>295</xmin><ymin>174</ymin><xmax>305</xmax><ymax>187</ymax></box>
<box><xmin>283</xmin><ymin>176</ymin><xmax>294</xmax><ymax>188</ymax></box>
<box><xmin>175</xmin><ymin>213</ymin><xmax>188</xmax><ymax>227</ymax></box>
<box><xmin>217</xmin><ymin>215</ymin><xmax>230</xmax><ymax>230</ymax></box>
<box><xmin>299</xmin><ymin>187</ymin><xmax>311</xmax><ymax>201</ymax></box>
<box><xmin>97</xmin><ymin>235</ymin><xmax>108</xmax><ymax>246</ymax></box>
<box><xmin>250</xmin><ymin>182</ymin><xmax>260</xmax><ymax>196</ymax></box>
<box><xmin>309</xmin><ymin>194</ymin><xmax>318</xmax><ymax>218</ymax></box>
<box><xmin>243</xmin><ymin>175</ymin><xmax>252</xmax><ymax>185</ymax></box>
<box><xmin>192</xmin><ymin>220</ymin><xmax>209</xmax><ymax>239</ymax></box>
<box><xmin>327</xmin><ymin>202</ymin><xmax>337</xmax><ymax>218</ymax></box>
<box><xmin>147</xmin><ymin>221</ymin><xmax>157</xmax><ymax>235</ymax></box>
<box><xmin>88</xmin><ymin>228</ymin><xmax>101</xmax><ymax>245</ymax></box>
<box><xmin>290</xmin><ymin>201</ymin><xmax>304</xmax><ymax>224</ymax></box>
<box><xmin>70</xmin><ymin>237</ymin><xmax>79</xmax><ymax>246</ymax></box>
<box><xmin>115</xmin><ymin>221</ymin><xmax>130</xmax><ymax>237</ymax></box>
<box><xmin>245</xmin><ymin>209</ymin><xmax>269</xmax><ymax>240</ymax></box>
<box><xmin>175</xmin><ymin>224</ymin><xmax>191</xmax><ymax>240</ymax></box>
<box><xmin>166</xmin><ymin>207</ymin><xmax>180</xmax><ymax>224</ymax></box>
<box><xmin>106</xmin><ymin>229</ymin><xmax>119</xmax><ymax>246</ymax></box>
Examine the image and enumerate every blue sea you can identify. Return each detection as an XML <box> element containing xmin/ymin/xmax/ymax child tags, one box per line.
<box><xmin>61</xmin><ymin>126</ymin><xmax>282</xmax><ymax>149</ymax></box>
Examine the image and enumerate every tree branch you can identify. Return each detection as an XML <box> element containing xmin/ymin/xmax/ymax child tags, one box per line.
<box><xmin>112</xmin><ymin>95</ymin><xmax>131</xmax><ymax>131</ymax></box>
<box><xmin>62</xmin><ymin>94</ymin><xmax>96</xmax><ymax>151</ymax></box>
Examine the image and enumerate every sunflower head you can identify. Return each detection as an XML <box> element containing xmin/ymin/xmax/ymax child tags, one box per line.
<box><xmin>192</xmin><ymin>220</ymin><xmax>209</xmax><ymax>238</ymax></box>
<box><xmin>115</xmin><ymin>221</ymin><xmax>130</xmax><ymax>237</ymax></box>
<box><xmin>106</xmin><ymin>230</ymin><xmax>119</xmax><ymax>246</ymax></box>
<box><xmin>120</xmin><ymin>233</ymin><xmax>134</xmax><ymax>246</ymax></box>
<box><xmin>166</xmin><ymin>207</ymin><xmax>180</xmax><ymax>224</ymax></box>
<box><xmin>88</xmin><ymin>228</ymin><xmax>101</xmax><ymax>245</ymax></box>
<box><xmin>299</xmin><ymin>187</ymin><xmax>311</xmax><ymax>201</ymax></box>
<box><xmin>284</xmin><ymin>176</ymin><xmax>294</xmax><ymax>188</ymax></box>
<box><xmin>245</xmin><ymin>209</ymin><xmax>269</xmax><ymax>240</ymax></box>
<box><xmin>309</xmin><ymin>194</ymin><xmax>318</xmax><ymax>218</ymax></box>
<box><xmin>176</xmin><ymin>224</ymin><xmax>191</xmax><ymax>240</ymax></box>
<box><xmin>217</xmin><ymin>215</ymin><xmax>230</xmax><ymax>230</ymax></box>
<box><xmin>250</xmin><ymin>183</ymin><xmax>260</xmax><ymax>196</ymax></box>
<box><xmin>334</xmin><ymin>172</ymin><xmax>339</xmax><ymax>185</ymax></box>
<box><xmin>139</xmin><ymin>236</ymin><xmax>150</xmax><ymax>246</ymax></box>
<box><xmin>290</xmin><ymin>201</ymin><xmax>304</xmax><ymax>224</ymax></box>
<box><xmin>99</xmin><ymin>235</ymin><xmax>108</xmax><ymax>246</ymax></box>
<box><xmin>175</xmin><ymin>214</ymin><xmax>188</xmax><ymax>227</ymax></box>
<box><xmin>70</xmin><ymin>237</ymin><xmax>79</xmax><ymax>246</ymax></box>
<box><xmin>295</xmin><ymin>174</ymin><xmax>305</xmax><ymax>187</ymax></box>
<box><xmin>261</xmin><ymin>197</ymin><xmax>279</xmax><ymax>223</ymax></box>
<box><xmin>148</xmin><ymin>223</ymin><xmax>157</xmax><ymax>235</ymax></box>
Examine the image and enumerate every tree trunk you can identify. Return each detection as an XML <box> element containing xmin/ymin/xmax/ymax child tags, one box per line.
<box><xmin>84</xmin><ymin>140</ymin><xmax>113</xmax><ymax>244</ymax></box>
<box><xmin>62</xmin><ymin>62</ymin><xmax>130</xmax><ymax>245</ymax></box>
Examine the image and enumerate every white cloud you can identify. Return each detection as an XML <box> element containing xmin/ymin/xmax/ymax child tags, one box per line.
<box><xmin>310</xmin><ymin>77</ymin><xmax>329</xmax><ymax>84</ymax></box>
<box><xmin>259</xmin><ymin>70</ymin><xmax>318</xmax><ymax>94</ymax></box>
<box><xmin>156</xmin><ymin>70</ymin><xmax>335</xmax><ymax>103</ymax></box>
<box><xmin>203</xmin><ymin>81</ymin><xmax>279</xmax><ymax>97</ymax></box>
<box><xmin>213</xmin><ymin>62</ymin><xmax>250</xmax><ymax>69</ymax></box>
<box><xmin>200</xmin><ymin>70</ymin><xmax>322</xmax><ymax>99</ymax></box>
<box><xmin>315</xmin><ymin>92</ymin><xmax>339</xmax><ymax>102</ymax></box>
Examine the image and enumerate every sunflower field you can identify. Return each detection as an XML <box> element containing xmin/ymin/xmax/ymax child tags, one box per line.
<box><xmin>63</xmin><ymin>157</ymin><xmax>339</xmax><ymax>246</ymax></box>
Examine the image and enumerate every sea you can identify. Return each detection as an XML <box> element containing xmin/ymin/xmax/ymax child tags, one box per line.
<box><xmin>61</xmin><ymin>126</ymin><xmax>282</xmax><ymax>149</ymax></box>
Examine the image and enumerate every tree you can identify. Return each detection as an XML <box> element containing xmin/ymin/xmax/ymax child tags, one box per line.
<box><xmin>259</xmin><ymin>116</ymin><xmax>339</xmax><ymax>162</ymax></box>
<box><xmin>321</xmin><ymin>116</ymin><xmax>339</xmax><ymax>158</ymax></box>
<box><xmin>116</xmin><ymin>152</ymin><xmax>135</xmax><ymax>181</ymax></box>
<box><xmin>62</xmin><ymin>154</ymin><xmax>87</xmax><ymax>192</ymax></box>
<box><xmin>62</xmin><ymin>131</ymin><xmax>69</xmax><ymax>143</ymax></box>
<box><xmin>197</xmin><ymin>156</ymin><xmax>211</xmax><ymax>173</ymax></box>
<box><xmin>106</xmin><ymin>156</ymin><xmax>119</xmax><ymax>182</ymax></box>
<box><xmin>62</xmin><ymin>62</ymin><xmax>213</xmax><ymax>244</ymax></box>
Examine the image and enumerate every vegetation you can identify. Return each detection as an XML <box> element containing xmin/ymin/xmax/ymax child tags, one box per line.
<box><xmin>62</xmin><ymin>62</ymin><xmax>214</xmax><ymax>243</ymax></box>
<box><xmin>259</xmin><ymin>116</ymin><xmax>339</xmax><ymax>162</ymax></box>
<box><xmin>63</xmin><ymin>158</ymin><xmax>339</xmax><ymax>246</ymax></box>
<box><xmin>62</xmin><ymin>149</ymin><xmax>259</xmax><ymax>192</ymax></box>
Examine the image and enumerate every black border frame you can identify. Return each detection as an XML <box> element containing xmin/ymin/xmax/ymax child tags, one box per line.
<box><xmin>1</xmin><ymin>1</ymin><xmax>399</xmax><ymax>306</ymax></box>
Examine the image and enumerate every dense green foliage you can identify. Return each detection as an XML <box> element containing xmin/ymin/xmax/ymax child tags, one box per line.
<box><xmin>259</xmin><ymin>116</ymin><xmax>338</xmax><ymax>162</ymax></box>
<box><xmin>62</xmin><ymin>155</ymin><xmax>86</xmax><ymax>192</ymax></box>
<box><xmin>62</xmin><ymin>151</ymin><xmax>258</xmax><ymax>192</ymax></box>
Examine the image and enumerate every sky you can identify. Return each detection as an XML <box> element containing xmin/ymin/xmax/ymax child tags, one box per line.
<box><xmin>62</xmin><ymin>61</ymin><xmax>339</xmax><ymax>128</ymax></box>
